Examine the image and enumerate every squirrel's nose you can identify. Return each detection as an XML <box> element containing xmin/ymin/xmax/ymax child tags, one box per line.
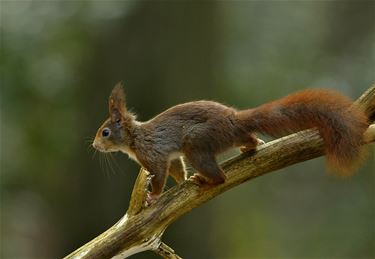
<box><xmin>92</xmin><ymin>141</ymin><xmax>106</xmax><ymax>152</ymax></box>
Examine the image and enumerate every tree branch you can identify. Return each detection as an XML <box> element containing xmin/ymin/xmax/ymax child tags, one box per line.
<box><xmin>65</xmin><ymin>85</ymin><xmax>375</xmax><ymax>259</ymax></box>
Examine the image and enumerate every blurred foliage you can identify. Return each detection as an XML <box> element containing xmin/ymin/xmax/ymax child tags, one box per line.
<box><xmin>1</xmin><ymin>1</ymin><xmax>374</xmax><ymax>258</ymax></box>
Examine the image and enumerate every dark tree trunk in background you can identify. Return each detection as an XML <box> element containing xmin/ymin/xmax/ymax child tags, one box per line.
<box><xmin>69</xmin><ymin>2</ymin><xmax>220</xmax><ymax>258</ymax></box>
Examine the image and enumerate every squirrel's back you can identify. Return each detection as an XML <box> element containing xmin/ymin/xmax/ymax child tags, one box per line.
<box><xmin>150</xmin><ymin>100</ymin><xmax>234</xmax><ymax>123</ymax></box>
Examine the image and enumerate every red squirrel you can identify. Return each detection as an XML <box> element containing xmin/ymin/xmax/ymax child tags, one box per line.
<box><xmin>93</xmin><ymin>83</ymin><xmax>368</xmax><ymax>203</ymax></box>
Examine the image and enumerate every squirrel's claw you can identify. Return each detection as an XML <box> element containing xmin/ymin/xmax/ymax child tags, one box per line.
<box><xmin>257</xmin><ymin>138</ymin><xmax>266</xmax><ymax>145</ymax></box>
<box><xmin>189</xmin><ymin>174</ymin><xmax>209</xmax><ymax>186</ymax></box>
<box><xmin>240</xmin><ymin>138</ymin><xmax>265</xmax><ymax>153</ymax></box>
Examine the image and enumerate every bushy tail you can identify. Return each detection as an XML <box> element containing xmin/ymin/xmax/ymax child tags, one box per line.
<box><xmin>236</xmin><ymin>89</ymin><xmax>368</xmax><ymax>175</ymax></box>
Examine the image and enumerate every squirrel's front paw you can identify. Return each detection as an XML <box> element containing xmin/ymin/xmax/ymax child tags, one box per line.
<box><xmin>146</xmin><ymin>192</ymin><xmax>160</xmax><ymax>205</ymax></box>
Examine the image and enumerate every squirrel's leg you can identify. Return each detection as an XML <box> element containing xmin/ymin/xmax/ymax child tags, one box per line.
<box><xmin>168</xmin><ymin>157</ymin><xmax>187</xmax><ymax>184</ymax></box>
<box><xmin>147</xmin><ymin>162</ymin><xmax>168</xmax><ymax>204</ymax></box>
<box><xmin>240</xmin><ymin>133</ymin><xmax>265</xmax><ymax>153</ymax></box>
<box><xmin>185</xmin><ymin>152</ymin><xmax>226</xmax><ymax>185</ymax></box>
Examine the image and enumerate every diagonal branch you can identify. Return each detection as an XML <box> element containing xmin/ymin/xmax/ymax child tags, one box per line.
<box><xmin>65</xmin><ymin>85</ymin><xmax>375</xmax><ymax>259</ymax></box>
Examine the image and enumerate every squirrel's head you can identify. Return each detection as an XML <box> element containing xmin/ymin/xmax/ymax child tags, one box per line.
<box><xmin>93</xmin><ymin>83</ymin><xmax>135</xmax><ymax>153</ymax></box>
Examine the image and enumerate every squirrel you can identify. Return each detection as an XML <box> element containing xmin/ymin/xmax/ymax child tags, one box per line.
<box><xmin>92</xmin><ymin>83</ymin><xmax>368</xmax><ymax>204</ymax></box>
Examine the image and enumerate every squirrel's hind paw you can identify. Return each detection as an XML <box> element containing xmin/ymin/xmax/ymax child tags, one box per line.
<box><xmin>189</xmin><ymin>174</ymin><xmax>209</xmax><ymax>186</ymax></box>
<box><xmin>240</xmin><ymin>138</ymin><xmax>265</xmax><ymax>153</ymax></box>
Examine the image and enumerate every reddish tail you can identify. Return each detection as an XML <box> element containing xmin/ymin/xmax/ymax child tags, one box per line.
<box><xmin>236</xmin><ymin>89</ymin><xmax>368</xmax><ymax>175</ymax></box>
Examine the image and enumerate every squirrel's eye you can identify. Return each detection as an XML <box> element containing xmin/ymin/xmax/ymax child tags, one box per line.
<box><xmin>102</xmin><ymin>128</ymin><xmax>111</xmax><ymax>138</ymax></box>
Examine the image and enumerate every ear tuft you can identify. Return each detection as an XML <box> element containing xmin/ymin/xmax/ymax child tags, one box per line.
<box><xmin>109</xmin><ymin>82</ymin><xmax>127</xmax><ymax>121</ymax></box>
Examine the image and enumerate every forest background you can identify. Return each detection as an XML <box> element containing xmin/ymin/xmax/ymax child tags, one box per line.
<box><xmin>1</xmin><ymin>1</ymin><xmax>374</xmax><ymax>258</ymax></box>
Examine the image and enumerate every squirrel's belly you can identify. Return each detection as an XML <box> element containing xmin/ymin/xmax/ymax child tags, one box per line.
<box><xmin>168</xmin><ymin>151</ymin><xmax>184</xmax><ymax>161</ymax></box>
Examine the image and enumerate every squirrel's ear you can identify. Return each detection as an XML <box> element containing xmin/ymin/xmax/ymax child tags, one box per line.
<box><xmin>109</xmin><ymin>82</ymin><xmax>127</xmax><ymax>122</ymax></box>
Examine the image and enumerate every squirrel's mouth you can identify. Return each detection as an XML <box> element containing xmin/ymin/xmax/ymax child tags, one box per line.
<box><xmin>92</xmin><ymin>141</ymin><xmax>107</xmax><ymax>152</ymax></box>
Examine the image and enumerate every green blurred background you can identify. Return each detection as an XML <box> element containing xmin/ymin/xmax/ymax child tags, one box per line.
<box><xmin>1</xmin><ymin>1</ymin><xmax>374</xmax><ymax>258</ymax></box>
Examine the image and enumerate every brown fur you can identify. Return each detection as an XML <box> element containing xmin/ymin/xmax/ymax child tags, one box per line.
<box><xmin>93</xmin><ymin>84</ymin><xmax>368</xmax><ymax>202</ymax></box>
<box><xmin>236</xmin><ymin>89</ymin><xmax>369</xmax><ymax>175</ymax></box>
